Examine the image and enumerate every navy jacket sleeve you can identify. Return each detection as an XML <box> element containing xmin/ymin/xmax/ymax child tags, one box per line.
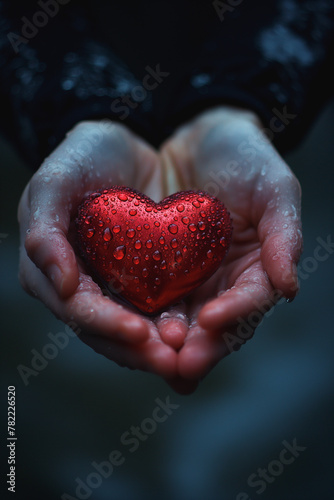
<box><xmin>0</xmin><ymin>0</ymin><xmax>333</xmax><ymax>169</ymax></box>
<box><xmin>164</xmin><ymin>0</ymin><xmax>334</xmax><ymax>153</ymax></box>
<box><xmin>0</xmin><ymin>0</ymin><xmax>154</xmax><ymax>168</ymax></box>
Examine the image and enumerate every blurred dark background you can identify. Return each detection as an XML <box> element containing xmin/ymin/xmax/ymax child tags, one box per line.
<box><xmin>1</xmin><ymin>100</ymin><xmax>334</xmax><ymax>500</ymax></box>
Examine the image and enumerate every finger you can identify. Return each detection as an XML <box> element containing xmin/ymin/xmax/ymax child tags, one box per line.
<box><xmin>155</xmin><ymin>304</ymin><xmax>189</xmax><ymax>350</ymax></box>
<box><xmin>198</xmin><ymin>262</ymin><xmax>276</xmax><ymax>331</ymax></box>
<box><xmin>78</xmin><ymin>331</ymin><xmax>178</xmax><ymax>378</ymax></box>
<box><xmin>19</xmin><ymin>240</ymin><xmax>149</xmax><ymax>343</ymax></box>
<box><xmin>164</xmin><ymin>376</ymin><xmax>199</xmax><ymax>395</ymax></box>
<box><xmin>20</xmin><ymin>171</ymin><xmax>80</xmax><ymax>299</ymax></box>
<box><xmin>258</xmin><ymin>174</ymin><xmax>303</xmax><ymax>299</ymax></box>
<box><xmin>177</xmin><ymin>323</ymin><xmax>229</xmax><ymax>380</ymax></box>
<box><xmin>64</xmin><ymin>274</ymin><xmax>150</xmax><ymax>343</ymax></box>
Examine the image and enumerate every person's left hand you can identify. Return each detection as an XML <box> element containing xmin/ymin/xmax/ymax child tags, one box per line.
<box><xmin>18</xmin><ymin>120</ymin><xmax>188</xmax><ymax>385</ymax></box>
<box><xmin>159</xmin><ymin>106</ymin><xmax>303</xmax><ymax>391</ymax></box>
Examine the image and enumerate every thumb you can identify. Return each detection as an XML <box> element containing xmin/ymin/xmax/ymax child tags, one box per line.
<box><xmin>258</xmin><ymin>175</ymin><xmax>303</xmax><ymax>299</ymax></box>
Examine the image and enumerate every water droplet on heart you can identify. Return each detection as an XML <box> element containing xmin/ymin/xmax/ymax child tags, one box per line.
<box><xmin>168</xmin><ymin>224</ymin><xmax>178</xmax><ymax>234</ymax></box>
<box><xmin>207</xmin><ymin>249</ymin><xmax>213</xmax><ymax>259</ymax></box>
<box><xmin>145</xmin><ymin>206</ymin><xmax>153</xmax><ymax>212</ymax></box>
<box><xmin>142</xmin><ymin>268</ymin><xmax>149</xmax><ymax>277</ymax></box>
<box><xmin>146</xmin><ymin>296</ymin><xmax>152</xmax><ymax>304</ymax></box>
<box><xmin>144</xmin><ymin>223</ymin><xmax>150</xmax><ymax>230</ymax></box>
<box><xmin>93</xmin><ymin>198</ymin><xmax>99</xmax><ymax>204</ymax></box>
<box><xmin>192</xmin><ymin>200</ymin><xmax>200</xmax><ymax>208</ymax></box>
<box><xmin>200</xmin><ymin>211</ymin><xmax>206</xmax><ymax>218</ymax></box>
<box><xmin>118</xmin><ymin>193</ymin><xmax>128</xmax><ymax>201</ymax></box>
<box><xmin>154</xmin><ymin>221</ymin><xmax>160</xmax><ymax>227</ymax></box>
<box><xmin>145</xmin><ymin>254</ymin><xmax>149</xmax><ymax>260</ymax></box>
<box><xmin>169</xmin><ymin>272</ymin><xmax>176</xmax><ymax>279</ymax></box>
<box><xmin>159</xmin><ymin>236</ymin><xmax>165</xmax><ymax>245</ymax></box>
<box><xmin>175</xmin><ymin>251</ymin><xmax>182</xmax><ymax>263</ymax></box>
<box><xmin>160</xmin><ymin>260</ymin><xmax>167</xmax><ymax>270</ymax></box>
<box><xmin>201</xmin><ymin>261</ymin><xmax>206</xmax><ymax>269</ymax></box>
<box><xmin>146</xmin><ymin>239</ymin><xmax>153</xmax><ymax>249</ymax></box>
<box><xmin>103</xmin><ymin>227</ymin><xmax>112</xmax><ymax>241</ymax></box>
<box><xmin>189</xmin><ymin>223</ymin><xmax>196</xmax><ymax>232</ymax></box>
<box><xmin>182</xmin><ymin>245</ymin><xmax>187</xmax><ymax>253</ymax></box>
<box><xmin>112</xmin><ymin>209</ymin><xmax>117</xmax><ymax>215</ymax></box>
<box><xmin>134</xmin><ymin>240</ymin><xmax>142</xmax><ymax>249</ymax></box>
<box><xmin>177</xmin><ymin>204</ymin><xmax>184</xmax><ymax>212</ymax></box>
<box><xmin>86</xmin><ymin>228</ymin><xmax>95</xmax><ymax>238</ymax></box>
<box><xmin>113</xmin><ymin>245</ymin><xmax>126</xmax><ymax>260</ymax></box>
<box><xmin>171</xmin><ymin>238</ymin><xmax>178</xmax><ymax>248</ymax></box>
<box><xmin>220</xmin><ymin>237</ymin><xmax>226</xmax><ymax>245</ymax></box>
<box><xmin>134</xmin><ymin>200</ymin><xmax>139</xmax><ymax>206</ymax></box>
<box><xmin>134</xmin><ymin>276</ymin><xmax>139</xmax><ymax>284</ymax></box>
<box><xmin>129</xmin><ymin>209</ymin><xmax>137</xmax><ymax>216</ymax></box>
<box><xmin>133</xmin><ymin>256</ymin><xmax>140</xmax><ymax>265</ymax></box>
<box><xmin>155</xmin><ymin>277</ymin><xmax>161</xmax><ymax>285</ymax></box>
<box><xmin>113</xmin><ymin>225</ymin><xmax>121</xmax><ymax>233</ymax></box>
<box><xmin>126</xmin><ymin>228</ymin><xmax>135</xmax><ymax>239</ymax></box>
<box><xmin>136</xmin><ymin>225</ymin><xmax>142</xmax><ymax>232</ymax></box>
<box><xmin>84</xmin><ymin>216</ymin><xmax>92</xmax><ymax>225</ymax></box>
<box><xmin>153</xmin><ymin>250</ymin><xmax>161</xmax><ymax>261</ymax></box>
<box><xmin>198</xmin><ymin>221</ymin><xmax>206</xmax><ymax>231</ymax></box>
<box><xmin>211</xmin><ymin>240</ymin><xmax>216</xmax><ymax>247</ymax></box>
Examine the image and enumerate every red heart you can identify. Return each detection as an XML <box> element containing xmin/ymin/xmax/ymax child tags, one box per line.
<box><xmin>75</xmin><ymin>186</ymin><xmax>232</xmax><ymax>314</ymax></box>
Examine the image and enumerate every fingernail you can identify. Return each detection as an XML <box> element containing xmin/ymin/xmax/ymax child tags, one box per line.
<box><xmin>46</xmin><ymin>264</ymin><xmax>63</xmax><ymax>294</ymax></box>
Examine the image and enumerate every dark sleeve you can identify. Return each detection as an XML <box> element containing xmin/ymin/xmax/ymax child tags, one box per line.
<box><xmin>164</xmin><ymin>0</ymin><xmax>334</xmax><ymax>154</ymax></box>
<box><xmin>0</xmin><ymin>0</ymin><xmax>154</xmax><ymax>169</ymax></box>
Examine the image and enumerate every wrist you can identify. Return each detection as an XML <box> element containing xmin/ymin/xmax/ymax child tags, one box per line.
<box><xmin>192</xmin><ymin>105</ymin><xmax>263</xmax><ymax>130</ymax></box>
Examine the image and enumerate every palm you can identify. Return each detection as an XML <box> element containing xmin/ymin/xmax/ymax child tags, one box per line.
<box><xmin>19</xmin><ymin>121</ymin><xmax>179</xmax><ymax>380</ymax></box>
<box><xmin>160</xmin><ymin>107</ymin><xmax>303</xmax><ymax>383</ymax></box>
<box><xmin>19</xmin><ymin>109</ymin><xmax>303</xmax><ymax>394</ymax></box>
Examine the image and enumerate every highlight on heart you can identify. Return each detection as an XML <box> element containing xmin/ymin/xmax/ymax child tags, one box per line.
<box><xmin>75</xmin><ymin>186</ymin><xmax>233</xmax><ymax>314</ymax></box>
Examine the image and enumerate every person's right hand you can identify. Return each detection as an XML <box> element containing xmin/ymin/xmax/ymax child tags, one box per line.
<box><xmin>159</xmin><ymin>106</ymin><xmax>303</xmax><ymax>388</ymax></box>
<box><xmin>18</xmin><ymin>120</ymin><xmax>183</xmax><ymax>382</ymax></box>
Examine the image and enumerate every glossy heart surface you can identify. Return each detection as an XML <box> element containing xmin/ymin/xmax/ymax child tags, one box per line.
<box><xmin>75</xmin><ymin>186</ymin><xmax>232</xmax><ymax>314</ymax></box>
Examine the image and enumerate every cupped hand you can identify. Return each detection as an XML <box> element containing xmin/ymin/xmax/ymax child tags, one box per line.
<box><xmin>18</xmin><ymin>108</ymin><xmax>303</xmax><ymax>395</ymax></box>
<box><xmin>160</xmin><ymin>106</ymin><xmax>303</xmax><ymax>385</ymax></box>
<box><xmin>18</xmin><ymin>120</ymin><xmax>181</xmax><ymax>379</ymax></box>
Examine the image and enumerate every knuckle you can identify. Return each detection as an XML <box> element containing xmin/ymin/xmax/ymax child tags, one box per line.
<box><xmin>24</xmin><ymin>227</ymin><xmax>43</xmax><ymax>260</ymax></box>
